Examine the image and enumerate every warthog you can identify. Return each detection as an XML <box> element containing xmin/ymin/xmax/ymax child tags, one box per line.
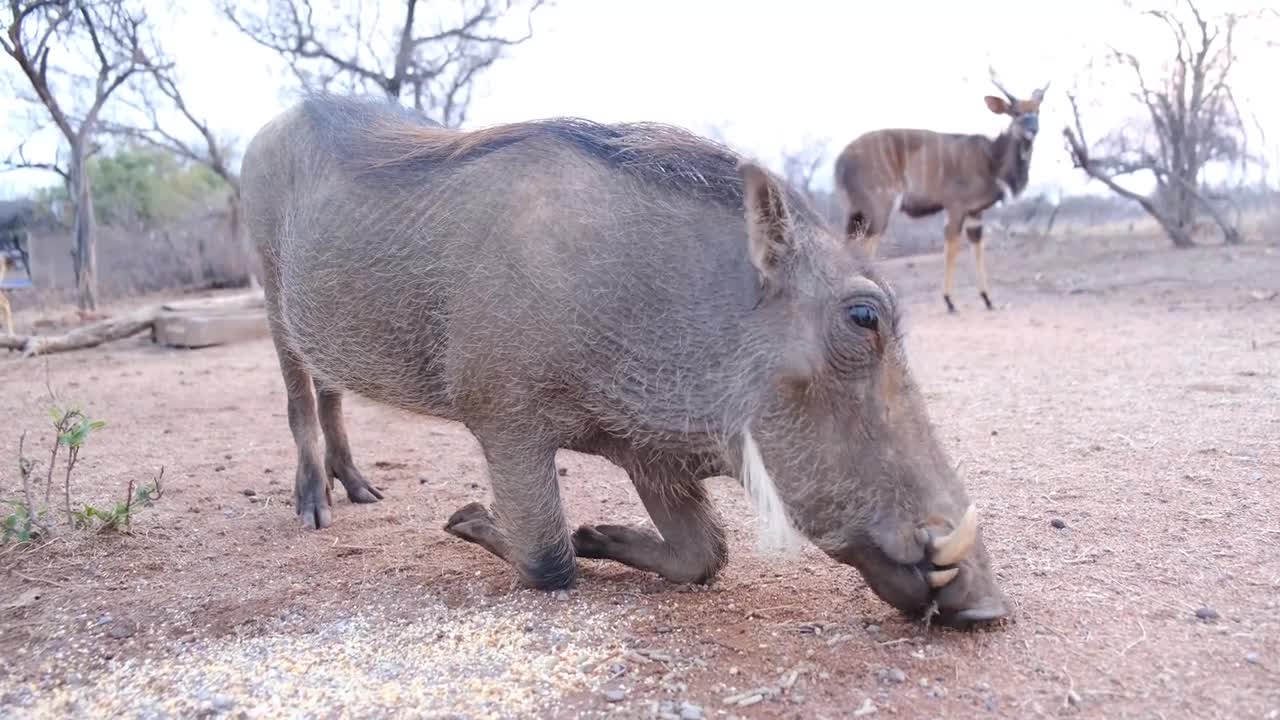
<box><xmin>240</xmin><ymin>94</ymin><xmax>1008</xmax><ymax>626</ymax></box>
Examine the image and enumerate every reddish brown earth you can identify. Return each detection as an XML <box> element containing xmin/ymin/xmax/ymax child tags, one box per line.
<box><xmin>1</xmin><ymin>226</ymin><xmax>1278</xmax><ymax>719</ymax></box>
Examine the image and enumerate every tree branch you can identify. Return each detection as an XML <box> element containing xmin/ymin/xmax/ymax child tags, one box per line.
<box><xmin>2</xmin><ymin>138</ymin><xmax>70</xmax><ymax>183</ymax></box>
<box><xmin>223</xmin><ymin>0</ymin><xmax>548</xmax><ymax>126</ymax></box>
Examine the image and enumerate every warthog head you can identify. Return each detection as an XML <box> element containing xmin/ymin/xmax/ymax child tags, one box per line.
<box><xmin>734</xmin><ymin>161</ymin><xmax>1007</xmax><ymax>627</ymax></box>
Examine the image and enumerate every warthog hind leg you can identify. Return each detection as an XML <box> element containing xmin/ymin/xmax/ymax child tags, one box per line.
<box><xmin>573</xmin><ymin>465</ymin><xmax>728</xmax><ymax>585</ymax></box>
<box><xmin>271</xmin><ymin>343</ymin><xmax>332</xmax><ymax>530</ymax></box>
<box><xmin>314</xmin><ymin>381</ymin><xmax>384</xmax><ymax>504</ymax></box>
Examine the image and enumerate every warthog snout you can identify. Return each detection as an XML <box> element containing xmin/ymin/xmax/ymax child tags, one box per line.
<box><xmin>834</xmin><ymin>505</ymin><xmax>1008</xmax><ymax>627</ymax></box>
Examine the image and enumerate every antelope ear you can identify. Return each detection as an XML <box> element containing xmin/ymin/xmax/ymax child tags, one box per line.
<box><xmin>739</xmin><ymin>160</ymin><xmax>793</xmax><ymax>280</ymax></box>
<box><xmin>984</xmin><ymin>95</ymin><xmax>1010</xmax><ymax>115</ymax></box>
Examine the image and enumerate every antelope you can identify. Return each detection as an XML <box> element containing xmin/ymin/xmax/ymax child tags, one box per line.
<box><xmin>834</xmin><ymin>69</ymin><xmax>1049</xmax><ymax>312</ymax></box>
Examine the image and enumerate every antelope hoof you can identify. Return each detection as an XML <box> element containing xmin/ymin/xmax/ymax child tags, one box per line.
<box><xmin>980</xmin><ymin>291</ymin><xmax>993</xmax><ymax>310</ymax></box>
<box><xmin>943</xmin><ymin>294</ymin><xmax>956</xmax><ymax>313</ymax></box>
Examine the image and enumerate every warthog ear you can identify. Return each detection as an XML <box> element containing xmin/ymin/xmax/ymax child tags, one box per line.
<box><xmin>984</xmin><ymin>95</ymin><xmax>1011</xmax><ymax>115</ymax></box>
<box><xmin>738</xmin><ymin>160</ymin><xmax>792</xmax><ymax>280</ymax></box>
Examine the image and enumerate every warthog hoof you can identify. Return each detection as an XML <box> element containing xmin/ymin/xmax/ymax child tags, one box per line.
<box><xmin>324</xmin><ymin>454</ymin><xmax>385</xmax><ymax>504</ymax></box>
<box><xmin>569</xmin><ymin>524</ymin><xmax>629</xmax><ymax>559</ymax></box>
<box><xmin>443</xmin><ymin>502</ymin><xmax>504</xmax><ymax>552</ymax></box>
<box><xmin>296</xmin><ymin>469</ymin><xmax>333</xmax><ymax>530</ymax></box>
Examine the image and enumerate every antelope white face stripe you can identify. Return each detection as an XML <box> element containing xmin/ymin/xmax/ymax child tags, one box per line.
<box><xmin>995</xmin><ymin>178</ymin><xmax>1014</xmax><ymax>203</ymax></box>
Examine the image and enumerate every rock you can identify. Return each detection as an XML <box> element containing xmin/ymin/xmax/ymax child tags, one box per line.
<box><xmin>1194</xmin><ymin>607</ymin><xmax>1219</xmax><ymax>621</ymax></box>
<box><xmin>678</xmin><ymin>701</ymin><xmax>704</xmax><ymax>719</ymax></box>
<box><xmin>1245</xmin><ymin>651</ymin><xmax>1260</xmax><ymax>665</ymax></box>
<box><xmin>603</xmin><ymin>689</ymin><xmax>625</xmax><ymax>703</ymax></box>
<box><xmin>214</xmin><ymin>465</ymin><xmax>226</xmax><ymax>472</ymax></box>
<box><xmin>852</xmin><ymin>698</ymin><xmax>877</xmax><ymax>716</ymax></box>
<box><xmin>1050</xmin><ymin>518</ymin><xmax>1067</xmax><ymax>529</ymax></box>
<box><xmin>865</xmin><ymin>624</ymin><xmax>881</xmax><ymax>634</ymax></box>
<box><xmin>108</xmin><ymin>620</ymin><xmax>137</xmax><ymax>640</ymax></box>
<box><xmin>554</xmin><ymin>590</ymin><xmax>570</xmax><ymax>601</ymax></box>
<box><xmin>886</xmin><ymin>668</ymin><xmax>907</xmax><ymax>684</ymax></box>
<box><xmin>557</xmin><ymin>466</ymin><xmax>569</xmax><ymax>476</ymax></box>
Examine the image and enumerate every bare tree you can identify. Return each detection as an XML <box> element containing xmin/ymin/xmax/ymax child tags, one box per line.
<box><xmin>103</xmin><ymin>62</ymin><xmax>259</xmax><ymax>288</ymax></box>
<box><xmin>222</xmin><ymin>0</ymin><xmax>547</xmax><ymax>128</ymax></box>
<box><xmin>2</xmin><ymin>0</ymin><xmax>159</xmax><ymax>310</ymax></box>
<box><xmin>778</xmin><ymin>140</ymin><xmax>829</xmax><ymax>199</ymax></box>
<box><xmin>1063</xmin><ymin>0</ymin><xmax>1269</xmax><ymax>248</ymax></box>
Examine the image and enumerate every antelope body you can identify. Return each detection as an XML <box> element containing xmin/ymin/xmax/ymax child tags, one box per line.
<box><xmin>835</xmin><ymin>71</ymin><xmax>1048</xmax><ymax>312</ymax></box>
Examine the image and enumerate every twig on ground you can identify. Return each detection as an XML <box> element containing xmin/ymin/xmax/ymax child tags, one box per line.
<box><xmin>7</xmin><ymin>569</ymin><xmax>69</xmax><ymax>588</ymax></box>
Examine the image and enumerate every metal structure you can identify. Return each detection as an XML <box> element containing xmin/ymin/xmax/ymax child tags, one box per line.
<box><xmin>1</xmin><ymin>199</ymin><xmax>35</xmax><ymax>335</ymax></box>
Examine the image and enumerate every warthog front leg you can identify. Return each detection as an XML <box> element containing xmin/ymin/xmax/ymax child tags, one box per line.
<box><xmin>314</xmin><ymin>382</ymin><xmax>384</xmax><ymax>504</ymax></box>
<box><xmin>572</xmin><ymin>469</ymin><xmax>728</xmax><ymax>586</ymax></box>
<box><xmin>443</xmin><ymin>434</ymin><xmax>576</xmax><ymax>590</ymax></box>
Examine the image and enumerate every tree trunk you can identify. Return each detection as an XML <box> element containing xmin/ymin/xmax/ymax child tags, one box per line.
<box><xmin>1044</xmin><ymin>204</ymin><xmax>1061</xmax><ymax>236</ymax></box>
<box><xmin>69</xmin><ymin>145</ymin><xmax>99</xmax><ymax>311</ymax></box>
<box><xmin>1158</xmin><ymin>217</ymin><xmax>1196</xmax><ymax>248</ymax></box>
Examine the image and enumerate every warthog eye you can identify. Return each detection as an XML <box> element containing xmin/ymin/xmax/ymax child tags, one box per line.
<box><xmin>847</xmin><ymin>303</ymin><xmax>878</xmax><ymax>331</ymax></box>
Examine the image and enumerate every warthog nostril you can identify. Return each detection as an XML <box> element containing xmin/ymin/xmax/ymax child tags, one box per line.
<box><xmin>944</xmin><ymin>600</ymin><xmax>1009</xmax><ymax>627</ymax></box>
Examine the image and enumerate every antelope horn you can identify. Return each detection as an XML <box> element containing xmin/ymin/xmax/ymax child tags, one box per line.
<box><xmin>988</xmin><ymin>66</ymin><xmax>1017</xmax><ymax>102</ymax></box>
<box><xmin>931</xmin><ymin>504</ymin><xmax>979</xmax><ymax>566</ymax></box>
<box><xmin>927</xmin><ymin>567</ymin><xmax>960</xmax><ymax>588</ymax></box>
<box><xmin>1031</xmin><ymin>80</ymin><xmax>1051</xmax><ymax>102</ymax></box>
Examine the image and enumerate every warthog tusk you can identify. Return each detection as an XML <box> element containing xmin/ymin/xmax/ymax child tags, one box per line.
<box><xmin>927</xmin><ymin>567</ymin><xmax>959</xmax><ymax>588</ymax></box>
<box><xmin>931</xmin><ymin>504</ymin><xmax>978</xmax><ymax>566</ymax></box>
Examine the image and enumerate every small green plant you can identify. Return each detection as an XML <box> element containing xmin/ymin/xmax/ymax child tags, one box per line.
<box><xmin>72</xmin><ymin>469</ymin><xmax>165</xmax><ymax>533</ymax></box>
<box><xmin>49</xmin><ymin>405</ymin><xmax>107</xmax><ymax>527</ymax></box>
<box><xmin>2</xmin><ymin>500</ymin><xmax>38</xmax><ymax>543</ymax></box>
<box><xmin>4</xmin><ymin>402</ymin><xmax>163</xmax><ymax>544</ymax></box>
<box><xmin>4</xmin><ymin>431</ymin><xmax>46</xmax><ymax>543</ymax></box>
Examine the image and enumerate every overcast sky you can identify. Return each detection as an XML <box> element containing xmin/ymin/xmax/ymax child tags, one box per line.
<box><xmin>2</xmin><ymin>0</ymin><xmax>1277</xmax><ymax>201</ymax></box>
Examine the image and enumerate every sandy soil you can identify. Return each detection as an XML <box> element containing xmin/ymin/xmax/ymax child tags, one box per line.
<box><xmin>1</xmin><ymin>227</ymin><xmax>1278</xmax><ymax>719</ymax></box>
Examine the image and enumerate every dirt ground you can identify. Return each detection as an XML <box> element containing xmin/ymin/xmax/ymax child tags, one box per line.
<box><xmin>1</xmin><ymin>224</ymin><xmax>1278</xmax><ymax>720</ymax></box>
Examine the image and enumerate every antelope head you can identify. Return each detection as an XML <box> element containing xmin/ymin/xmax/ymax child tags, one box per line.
<box><xmin>985</xmin><ymin>66</ymin><xmax>1050</xmax><ymax>142</ymax></box>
